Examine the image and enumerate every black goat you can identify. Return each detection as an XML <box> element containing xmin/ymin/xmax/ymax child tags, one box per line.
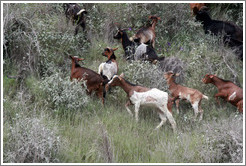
<box><xmin>113</xmin><ymin>28</ymin><xmax>162</xmax><ymax>62</ymax></box>
<box><xmin>194</xmin><ymin>7</ymin><xmax>243</xmax><ymax>60</ymax></box>
<box><xmin>63</xmin><ymin>3</ymin><xmax>88</xmax><ymax>35</ymax></box>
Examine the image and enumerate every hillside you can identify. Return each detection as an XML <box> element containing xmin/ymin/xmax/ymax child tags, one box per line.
<box><xmin>2</xmin><ymin>3</ymin><xmax>243</xmax><ymax>163</ymax></box>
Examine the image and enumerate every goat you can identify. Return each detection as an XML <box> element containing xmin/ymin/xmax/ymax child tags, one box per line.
<box><xmin>98</xmin><ymin>47</ymin><xmax>118</xmax><ymax>83</ymax></box>
<box><xmin>133</xmin><ymin>16</ymin><xmax>160</xmax><ymax>48</ymax></box>
<box><xmin>69</xmin><ymin>55</ymin><xmax>105</xmax><ymax>104</ymax></box>
<box><xmin>164</xmin><ymin>71</ymin><xmax>208</xmax><ymax>121</ymax></box>
<box><xmin>63</xmin><ymin>3</ymin><xmax>88</xmax><ymax>35</ymax></box>
<box><xmin>193</xmin><ymin>6</ymin><xmax>243</xmax><ymax>60</ymax></box>
<box><xmin>113</xmin><ymin>28</ymin><xmax>161</xmax><ymax>62</ymax></box>
<box><xmin>202</xmin><ymin>74</ymin><xmax>243</xmax><ymax>113</ymax></box>
<box><xmin>105</xmin><ymin>73</ymin><xmax>176</xmax><ymax>131</ymax></box>
<box><xmin>190</xmin><ymin>3</ymin><xmax>206</xmax><ymax>15</ymax></box>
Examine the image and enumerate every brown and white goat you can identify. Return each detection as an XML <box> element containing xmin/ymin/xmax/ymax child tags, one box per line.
<box><xmin>70</xmin><ymin>55</ymin><xmax>105</xmax><ymax>104</ymax></box>
<box><xmin>106</xmin><ymin>73</ymin><xmax>176</xmax><ymax>131</ymax></box>
<box><xmin>133</xmin><ymin>16</ymin><xmax>160</xmax><ymax>48</ymax></box>
<box><xmin>98</xmin><ymin>47</ymin><xmax>118</xmax><ymax>83</ymax></box>
<box><xmin>63</xmin><ymin>3</ymin><xmax>88</xmax><ymax>35</ymax></box>
<box><xmin>164</xmin><ymin>71</ymin><xmax>208</xmax><ymax>120</ymax></box>
<box><xmin>202</xmin><ymin>74</ymin><xmax>243</xmax><ymax>113</ymax></box>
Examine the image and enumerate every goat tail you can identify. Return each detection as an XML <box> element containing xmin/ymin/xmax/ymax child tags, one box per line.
<box><xmin>203</xmin><ymin>95</ymin><xmax>209</xmax><ymax>100</ymax></box>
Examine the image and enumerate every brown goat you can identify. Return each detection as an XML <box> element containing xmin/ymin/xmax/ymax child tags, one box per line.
<box><xmin>202</xmin><ymin>74</ymin><xmax>243</xmax><ymax>113</ymax></box>
<box><xmin>70</xmin><ymin>55</ymin><xmax>105</xmax><ymax>104</ymax></box>
<box><xmin>164</xmin><ymin>71</ymin><xmax>208</xmax><ymax>120</ymax></box>
<box><xmin>133</xmin><ymin>16</ymin><xmax>160</xmax><ymax>48</ymax></box>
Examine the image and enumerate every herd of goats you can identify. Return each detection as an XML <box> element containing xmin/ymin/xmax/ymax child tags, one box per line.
<box><xmin>64</xmin><ymin>3</ymin><xmax>243</xmax><ymax>131</ymax></box>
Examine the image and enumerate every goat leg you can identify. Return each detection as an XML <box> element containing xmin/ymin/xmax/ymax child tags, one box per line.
<box><xmin>125</xmin><ymin>100</ymin><xmax>133</xmax><ymax>117</ymax></box>
<box><xmin>214</xmin><ymin>92</ymin><xmax>227</xmax><ymax>106</ymax></box>
<box><xmin>175</xmin><ymin>99</ymin><xmax>180</xmax><ymax>114</ymax></box>
<box><xmin>155</xmin><ymin>109</ymin><xmax>167</xmax><ymax>130</ymax></box>
<box><xmin>134</xmin><ymin>103</ymin><xmax>140</xmax><ymax>122</ymax></box>
<box><xmin>74</xmin><ymin>25</ymin><xmax>80</xmax><ymax>35</ymax></box>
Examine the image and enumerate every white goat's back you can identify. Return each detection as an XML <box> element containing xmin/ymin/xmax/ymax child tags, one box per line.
<box><xmin>135</xmin><ymin>43</ymin><xmax>147</xmax><ymax>60</ymax></box>
<box><xmin>130</xmin><ymin>88</ymin><xmax>168</xmax><ymax>107</ymax></box>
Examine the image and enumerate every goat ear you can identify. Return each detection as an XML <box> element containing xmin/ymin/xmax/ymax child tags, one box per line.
<box><xmin>209</xmin><ymin>75</ymin><xmax>214</xmax><ymax>79</ymax></box>
<box><xmin>119</xmin><ymin>73</ymin><xmax>124</xmax><ymax>78</ymax></box>
<box><xmin>69</xmin><ymin>55</ymin><xmax>73</xmax><ymax>59</ymax></box>
<box><xmin>157</xmin><ymin>17</ymin><xmax>161</xmax><ymax>20</ymax></box>
<box><xmin>78</xmin><ymin>58</ymin><xmax>84</xmax><ymax>61</ymax></box>
<box><xmin>112</xmin><ymin>48</ymin><xmax>118</xmax><ymax>51</ymax></box>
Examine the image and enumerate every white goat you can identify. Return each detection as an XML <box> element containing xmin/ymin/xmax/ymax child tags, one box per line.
<box><xmin>106</xmin><ymin>74</ymin><xmax>177</xmax><ymax>131</ymax></box>
<box><xmin>98</xmin><ymin>47</ymin><xmax>118</xmax><ymax>81</ymax></box>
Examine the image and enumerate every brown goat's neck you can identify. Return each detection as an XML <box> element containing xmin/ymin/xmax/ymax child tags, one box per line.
<box><xmin>117</xmin><ymin>78</ymin><xmax>136</xmax><ymax>96</ymax></box>
<box><xmin>167</xmin><ymin>77</ymin><xmax>178</xmax><ymax>90</ymax></box>
<box><xmin>211</xmin><ymin>76</ymin><xmax>229</xmax><ymax>88</ymax></box>
<box><xmin>71</xmin><ymin>60</ymin><xmax>76</xmax><ymax>73</ymax></box>
<box><xmin>151</xmin><ymin>20</ymin><xmax>158</xmax><ymax>30</ymax></box>
<box><xmin>71</xmin><ymin>60</ymin><xmax>81</xmax><ymax>73</ymax></box>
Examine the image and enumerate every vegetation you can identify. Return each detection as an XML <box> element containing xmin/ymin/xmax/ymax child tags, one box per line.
<box><xmin>3</xmin><ymin>3</ymin><xmax>243</xmax><ymax>163</ymax></box>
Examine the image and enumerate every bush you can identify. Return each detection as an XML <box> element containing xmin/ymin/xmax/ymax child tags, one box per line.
<box><xmin>199</xmin><ymin>114</ymin><xmax>243</xmax><ymax>163</ymax></box>
<box><xmin>40</xmin><ymin>71</ymin><xmax>89</xmax><ymax>111</ymax></box>
<box><xmin>3</xmin><ymin>111</ymin><xmax>61</xmax><ymax>163</ymax></box>
<box><xmin>122</xmin><ymin>61</ymin><xmax>168</xmax><ymax>91</ymax></box>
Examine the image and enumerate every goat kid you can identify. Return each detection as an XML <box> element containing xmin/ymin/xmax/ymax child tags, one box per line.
<box><xmin>202</xmin><ymin>74</ymin><xmax>243</xmax><ymax>113</ymax></box>
<box><xmin>63</xmin><ymin>3</ymin><xmax>88</xmax><ymax>35</ymax></box>
<box><xmin>106</xmin><ymin>73</ymin><xmax>176</xmax><ymax>131</ymax></box>
<box><xmin>133</xmin><ymin>16</ymin><xmax>160</xmax><ymax>48</ymax></box>
<box><xmin>70</xmin><ymin>55</ymin><xmax>105</xmax><ymax>104</ymax></box>
<box><xmin>98</xmin><ymin>47</ymin><xmax>118</xmax><ymax>83</ymax></box>
<box><xmin>164</xmin><ymin>71</ymin><xmax>208</xmax><ymax>121</ymax></box>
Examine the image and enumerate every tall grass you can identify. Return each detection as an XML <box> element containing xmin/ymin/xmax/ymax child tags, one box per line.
<box><xmin>3</xmin><ymin>3</ymin><xmax>243</xmax><ymax>163</ymax></box>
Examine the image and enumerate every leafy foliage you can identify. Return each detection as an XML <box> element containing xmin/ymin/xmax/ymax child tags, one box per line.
<box><xmin>40</xmin><ymin>71</ymin><xmax>89</xmax><ymax>111</ymax></box>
